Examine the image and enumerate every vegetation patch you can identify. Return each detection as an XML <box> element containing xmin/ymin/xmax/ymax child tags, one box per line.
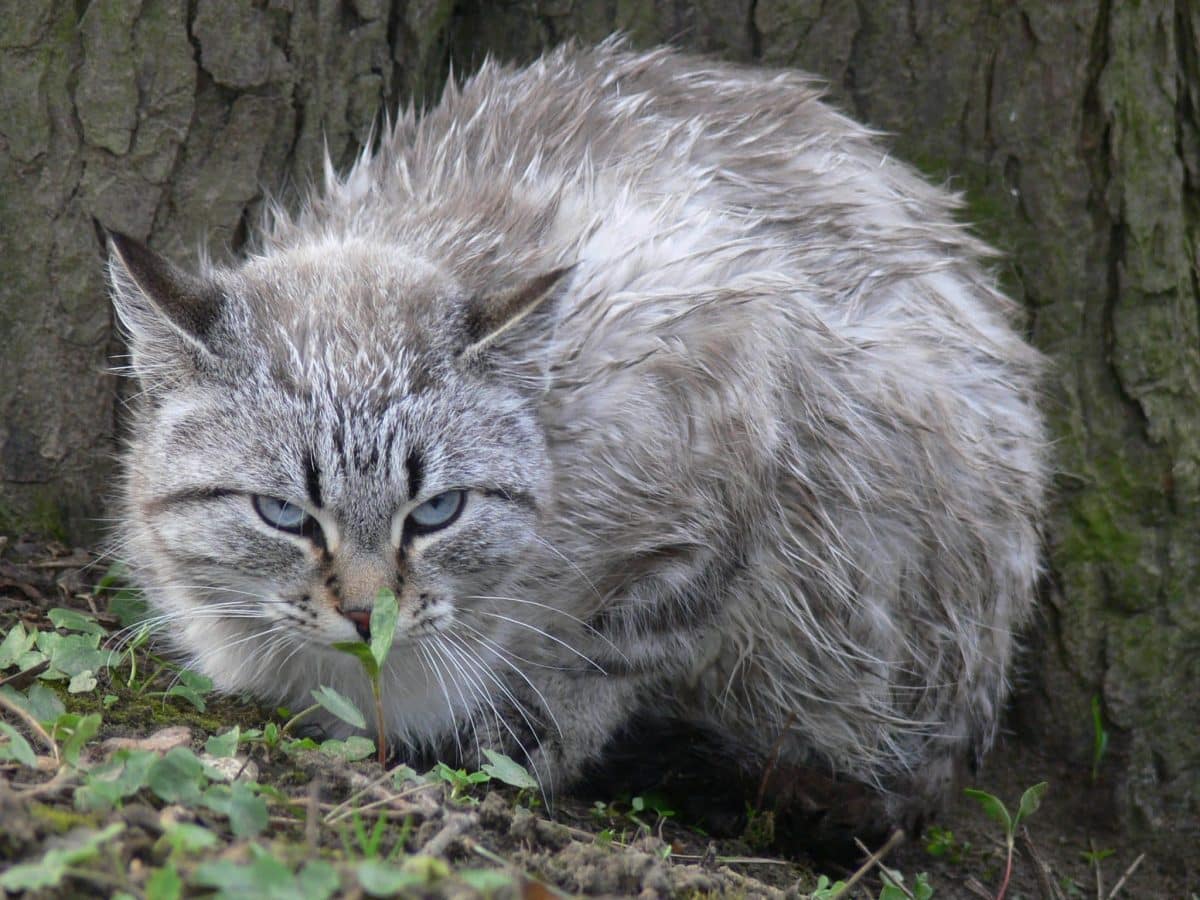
<box><xmin>0</xmin><ymin>534</ymin><xmax>1177</xmax><ymax>898</ymax></box>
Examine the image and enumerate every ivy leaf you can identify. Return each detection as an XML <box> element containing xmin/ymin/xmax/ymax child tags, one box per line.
<box><xmin>459</xmin><ymin>869</ymin><xmax>513</xmax><ymax>893</ymax></box>
<box><xmin>149</xmin><ymin>747</ymin><xmax>209</xmax><ymax>804</ymax></box>
<box><xmin>311</xmin><ymin>685</ymin><xmax>367</xmax><ymax>730</ymax></box>
<box><xmin>47</xmin><ymin>608</ymin><xmax>107</xmax><ymax>635</ymax></box>
<box><xmin>204</xmin><ymin>781</ymin><xmax>268</xmax><ymax>838</ymax></box>
<box><xmin>160</xmin><ymin>822</ymin><xmax>220</xmax><ymax>854</ymax></box>
<box><xmin>0</xmin><ymin>823</ymin><xmax>124</xmax><ymax>891</ymax></box>
<box><xmin>58</xmin><ymin>712</ymin><xmax>102</xmax><ymax>766</ymax></box>
<box><xmin>205</xmin><ymin>726</ymin><xmax>240</xmax><ymax>758</ymax></box>
<box><xmin>296</xmin><ymin>860</ymin><xmax>341</xmax><ymax>900</ymax></box>
<box><xmin>0</xmin><ymin>721</ymin><xmax>38</xmax><ymax>768</ymax></box>
<box><xmin>75</xmin><ymin>749</ymin><xmax>157</xmax><ymax>811</ymax></box>
<box><xmin>480</xmin><ymin>749</ymin><xmax>538</xmax><ymax>789</ymax></box>
<box><xmin>68</xmin><ymin>670</ymin><xmax>98</xmax><ymax>694</ymax></box>
<box><xmin>319</xmin><ymin>736</ymin><xmax>375</xmax><ymax>761</ymax></box>
<box><xmin>145</xmin><ymin>863</ymin><xmax>183</xmax><ymax>900</ymax></box>
<box><xmin>0</xmin><ymin>622</ymin><xmax>36</xmax><ymax>668</ymax></box>
<box><xmin>1</xmin><ymin>682</ymin><xmax>65</xmax><ymax>726</ymax></box>
<box><xmin>356</xmin><ymin>860</ymin><xmax>423</xmax><ymax>896</ymax></box>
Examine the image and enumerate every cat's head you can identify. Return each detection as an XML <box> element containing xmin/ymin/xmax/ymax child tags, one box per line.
<box><xmin>106</xmin><ymin>231</ymin><xmax>568</xmax><ymax>701</ymax></box>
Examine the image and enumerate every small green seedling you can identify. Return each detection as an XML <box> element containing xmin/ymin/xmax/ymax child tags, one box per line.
<box><xmin>964</xmin><ymin>781</ymin><xmax>1048</xmax><ymax>900</ymax></box>
<box><xmin>332</xmin><ymin>587</ymin><xmax>400</xmax><ymax>765</ymax></box>
<box><xmin>1090</xmin><ymin>695</ymin><xmax>1108</xmax><ymax>783</ymax></box>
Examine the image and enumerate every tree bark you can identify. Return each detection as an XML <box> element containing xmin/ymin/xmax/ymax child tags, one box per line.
<box><xmin>1</xmin><ymin>0</ymin><xmax>1195</xmax><ymax>834</ymax></box>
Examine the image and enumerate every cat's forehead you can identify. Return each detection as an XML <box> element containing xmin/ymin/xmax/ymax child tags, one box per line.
<box><xmin>230</xmin><ymin>239</ymin><xmax>458</xmax><ymax>392</ymax></box>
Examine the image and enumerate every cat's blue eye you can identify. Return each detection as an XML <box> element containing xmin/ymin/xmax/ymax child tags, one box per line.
<box><xmin>253</xmin><ymin>495</ymin><xmax>312</xmax><ymax>534</ymax></box>
<box><xmin>408</xmin><ymin>490</ymin><xmax>466</xmax><ymax>533</ymax></box>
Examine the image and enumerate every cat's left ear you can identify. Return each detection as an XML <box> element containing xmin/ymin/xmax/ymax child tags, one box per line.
<box><xmin>458</xmin><ymin>266</ymin><xmax>574</xmax><ymax>361</ymax></box>
<box><xmin>105</xmin><ymin>229</ymin><xmax>225</xmax><ymax>375</ymax></box>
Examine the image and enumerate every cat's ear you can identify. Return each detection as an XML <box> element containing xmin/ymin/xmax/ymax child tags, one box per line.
<box><xmin>459</xmin><ymin>266</ymin><xmax>574</xmax><ymax>360</ymax></box>
<box><xmin>105</xmin><ymin>230</ymin><xmax>224</xmax><ymax>373</ymax></box>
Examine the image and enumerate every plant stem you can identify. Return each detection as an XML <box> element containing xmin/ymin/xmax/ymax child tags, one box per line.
<box><xmin>996</xmin><ymin>841</ymin><xmax>1015</xmax><ymax>900</ymax></box>
<box><xmin>373</xmin><ymin>679</ymin><xmax>387</xmax><ymax>766</ymax></box>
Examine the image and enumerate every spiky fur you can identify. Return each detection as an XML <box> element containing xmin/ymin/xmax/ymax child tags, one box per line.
<box><xmin>110</xmin><ymin>40</ymin><xmax>1046</xmax><ymax>831</ymax></box>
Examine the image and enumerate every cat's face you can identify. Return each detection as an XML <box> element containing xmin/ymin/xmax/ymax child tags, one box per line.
<box><xmin>110</xmin><ymin>234</ymin><xmax>559</xmax><ymax>700</ymax></box>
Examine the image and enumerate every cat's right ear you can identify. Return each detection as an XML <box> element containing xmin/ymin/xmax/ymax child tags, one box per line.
<box><xmin>105</xmin><ymin>229</ymin><xmax>224</xmax><ymax>375</ymax></box>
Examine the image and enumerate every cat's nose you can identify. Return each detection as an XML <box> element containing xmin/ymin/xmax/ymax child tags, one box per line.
<box><xmin>344</xmin><ymin>609</ymin><xmax>371</xmax><ymax>642</ymax></box>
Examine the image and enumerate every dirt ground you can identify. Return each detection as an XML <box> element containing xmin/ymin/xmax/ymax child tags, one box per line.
<box><xmin>0</xmin><ymin>534</ymin><xmax>1194</xmax><ymax>898</ymax></box>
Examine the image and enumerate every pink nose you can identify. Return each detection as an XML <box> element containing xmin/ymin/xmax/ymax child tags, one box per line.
<box><xmin>344</xmin><ymin>610</ymin><xmax>371</xmax><ymax>641</ymax></box>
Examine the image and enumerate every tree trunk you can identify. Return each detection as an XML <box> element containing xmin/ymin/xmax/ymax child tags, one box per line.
<box><xmin>1</xmin><ymin>0</ymin><xmax>1195</xmax><ymax>835</ymax></box>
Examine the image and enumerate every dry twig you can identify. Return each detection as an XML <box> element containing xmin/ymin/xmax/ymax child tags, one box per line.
<box><xmin>1105</xmin><ymin>852</ymin><xmax>1145</xmax><ymax>900</ymax></box>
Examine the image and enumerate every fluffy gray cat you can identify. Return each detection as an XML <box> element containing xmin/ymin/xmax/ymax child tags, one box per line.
<box><xmin>108</xmin><ymin>40</ymin><xmax>1046</xmax><ymax>841</ymax></box>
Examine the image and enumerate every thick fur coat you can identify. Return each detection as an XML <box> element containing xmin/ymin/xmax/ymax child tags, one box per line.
<box><xmin>110</xmin><ymin>40</ymin><xmax>1047</xmax><ymax>836</ymax></box>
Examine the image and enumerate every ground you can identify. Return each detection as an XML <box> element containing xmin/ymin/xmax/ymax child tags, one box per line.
<box><xmin>0</xmin><ymin>534</ymin><xmax>1191</xmax><ymax>899</ymax></box>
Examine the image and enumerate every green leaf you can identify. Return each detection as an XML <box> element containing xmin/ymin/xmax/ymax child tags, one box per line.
<box><xmin>2</xmin><ymin>682</ymin><xmax>66</xmax><ymax>725</ymax></box>
<box><xmin>480</xmin><ymin>749</ymin><xmax>538</xmax><ymax>789</ymax></box>
<box><xmin>59</xmin><ymin>712</ymin><xmax>102</xmax><ymax>766</ymax></box>
<box><xmin>0</xmin><ymin>622</ymin><xmax>35</xmax><ymax>668</ymax></box>
<box><xmin>160</xmin><ymin>822</ymin><xmax>220</xmax><ymax>854</ymax></box>
<box><xmin>205</xmin><ymin>726</ymin><xmax>240</xmax><ymax>758</ymax></box>
<box><xmin>68</xmin><ymin>670</ymin><xmax>98</xmax><ymax>693</ymax></box>
<box><xmin>192</xmin><ymin>850</ymin><xmax>296</xmax><ymax>899</ymax></box>
<box><xmin>146</xmin><ymin>863</ymin><xmax>183</xmax><ymax>900</ymax></box>
<box><xmin>357</xmin><ymin>860</ymin><xmax>423</xmax><ymax>895</ymax></box>
<box><xmin>198</xmin><ymin>782</ymin><xmax>268</xmax><ymax>838</ymax></box>
<box><xmin>228</xmin><ymin>781</ymin><xmax>269</xmax><ymax>838</ymax></box>
<box><xmin>296</xmin><ymin>860</ymin><xmax>341</xmax><ymax>900</ymax></box>
<box><xmin>0</xmin><ymin>721</ymin><xmax>38</xmax><ymax>767</ymax></box>
<box><xmin>1015</xmin><ymin>781</ymin><xmax>1049</xmax><ymax>828</ymax></box>
<box><xmin>47</xmin><ymin>607</ymin><xmax>107</xmax><ymax>635</ymax></box>
<box><xmin>149</xmin><ymin>747</ymin><xmax>209</xmax><ymax>804</ymax></box>
<box><xmin>48</xmin><ymin>633</ymin><xmax>113</xmax><ymax>677</ymax></box>
<box><xmin>108</xmin><ymin>588</ymin><xmax>150</xmax><ymax>628</ymax></box>
<box><xmin>369</xmin><ymin>588</ymin><xmax>399</xmax><ymax>669</ymax></box>
<box><xmin>318</xmin><ymin>735</ymin><xmax>375</xmax><ymax>761</ymax></box>
<box><xmin>311</xmin><ymin>684</ymin><xmax>367</xmax><ymax>729</ymax></box>
<box><xmin>0</xmin><ymin>822</ymin><xmax>124</xmax><ymax>891</ymax></box>
<box><xmin>164</xmin><ymin>683</ymin><xmax>206</xmax><ymax>712</ymax></box>
<box><xmin>459</xmin><ymin>869</ymin><xmax>513</xmax><ymax>893</ymax></box>
<box><xmin>75</xmin><ymin>749</ymin><xmax>157</xmax><ymax>811</ymax></box>
<box><xmin>964</xmin><ymin>788</ymin><xmax>1013</xmax><ymax>835</ymax></box>
<box><xmin>331</xmin><ymin>641</ymin><xmax>379</xmax><ymax>680</ymax></box>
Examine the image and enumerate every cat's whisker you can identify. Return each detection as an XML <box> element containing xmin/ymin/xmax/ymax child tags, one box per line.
<box><xmin>426</xmin><ymin>637</ymin><xmax>484</xmax><ymax>767</ymax></box>
<box><xmin>417</xmin><ymin>642</ymin><xmax>463</xmax><ymax>763</ymax></box>
<box><xmin>465</xmin><ymin>593</ymin><xmax>629</xmax><ymax>664</ymax></box>
<box><xmin>438</xmin><ymin>633</ymin><xmax>552</xmax><ymax>803</ymax></box>
<box><xmin>455</xmin><ymin>620</ymin><xmax>580</xmax><ymax>671</ymax></box>
<box><xmin>466</xmin><ymin>610</ymin><xmax>606</xmax><ymax>674</ymax></box>
<box><xmin>448</xmin><ymin>628</ymin><xmax>564</xmax><ymax>742</ymax></box>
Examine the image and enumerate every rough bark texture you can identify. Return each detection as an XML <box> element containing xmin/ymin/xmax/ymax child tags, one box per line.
<box><xmin>1</xmin><ymin>0</ymin><xmax>1196</xmax><ymax>835</ymax></box>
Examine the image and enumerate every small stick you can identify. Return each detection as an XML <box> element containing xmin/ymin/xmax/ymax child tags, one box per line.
<box><xmin>324</xmin><ymin>780</ymin><xmax>439</xmax><ymax>825</ymax></box>
<box><xmin>0</xmin><ymin>689</ymin><xmax>59</xmax><ymax>763</ymax></box>
<box><xmin>829</xmin><ymin>829</ymin><xmax>905</xmax><ymax>897</ymax></box>
<box><xmin>422</xmin><ymin>813</ymin><xmax>472</xmax><ymax>857</ymax></box>
<box><xmin>1019</xmin><ymin>827</ymin><xmax>1065</xmax><ymax>900</ymax></box>
<box><xmin>323</xmin><ymin>762</ymin><xmax>411</xmax><ymax>823</ymax></box>
<box><xmin>1105</xmin><ymin>852</ymin><xmax>1145</xmax><ymax>900</ymax></box>
<box><xmin>963</xmin><ymin>877</ymin><xmax>995</xmax><ymax>899</ymax></box>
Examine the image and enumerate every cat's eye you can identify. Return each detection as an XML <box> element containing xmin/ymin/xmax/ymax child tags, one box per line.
<box><xmin>408</xmin><ymin>490</ymin><xmax>466</xmax><ymax>533</ymax></box>
<box><xmin>253</xmin><ymin>495</ymin><xmax>312</xmax><ymax>534</ymax></box>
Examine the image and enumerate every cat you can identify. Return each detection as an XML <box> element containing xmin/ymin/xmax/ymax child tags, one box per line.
<box><xmin>107</xmin><ymin>39</ymin><xmax>1046</xmax><ymax>844</ymax></box>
